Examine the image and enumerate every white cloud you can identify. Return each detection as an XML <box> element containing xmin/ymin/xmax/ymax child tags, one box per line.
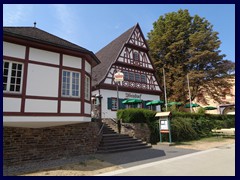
<box><xmin>51</xmin><ymin>4</ymin><xmax>77</xmax><ymax>35</ymax></box>
<box><xmin>114</xmin><ymin>24</ymin><xmax>120</xmax><ymax>29</ymax></box>
<box><xmin>3</xmin><ymin>4</ymin><xmax>33</xmax><ymax>26</ymax></box>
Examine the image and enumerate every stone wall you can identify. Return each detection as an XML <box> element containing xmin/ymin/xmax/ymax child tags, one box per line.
<box><xmin>3</xmin><ymin>122</ymin><xmax>101</xmax><ymax>167</ymax></box>
<box><xmin>102</xmin><ymin>119</ymin><xmax>151</xmax><ymax>143</ymax></box>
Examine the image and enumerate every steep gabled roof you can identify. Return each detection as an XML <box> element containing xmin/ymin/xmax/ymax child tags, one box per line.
<box><xmin>92</xmin><ymin>25</ymin><xmax>136</xmax><ymax>86</ymax></box>
<box><xmin>3</xmin><ymin>26</ymin><xmax>100</xmax><ymax>66</ymax></box>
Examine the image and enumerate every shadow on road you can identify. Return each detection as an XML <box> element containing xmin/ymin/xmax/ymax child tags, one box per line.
<box><xmin>94</xmin><ymin>145</ymin><xmax>199</xmax><ymax>168</ymax></box>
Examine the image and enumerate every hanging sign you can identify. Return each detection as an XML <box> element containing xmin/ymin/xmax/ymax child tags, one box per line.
<box><xmin>114</xmin><ymin>71</ymin><xmax>124</xmax><ymax>82</ymax></box>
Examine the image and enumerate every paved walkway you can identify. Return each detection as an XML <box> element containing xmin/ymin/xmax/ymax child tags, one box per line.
<box><xmin>97</xmin><ymin>144</ymin><xmax>235</xmax><ymax>176</ymax></box>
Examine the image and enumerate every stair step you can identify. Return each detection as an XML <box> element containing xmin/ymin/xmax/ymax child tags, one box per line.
<box><xmin>103</xmin><ymin>132</ymin><xmax>117</xmax><ymax>134</ymax></box>
<box><xmin>97</xmin><ymin>144</ymin><xmax>152</xmax><ymax>153</ymax></box>
<box><xmin>101</xmin><ymin>137</ymin><xmax>139</xmax><ymax>143</ymax></box>
<box><xmin>102</xmin><ymin>136</ymin><xmax>135</xmax><ymax>141</ymax></box>
<box><xmin>102</xmin><ymin>134</ymin><xmax>129</xmax><ymax>137</ymax></box>
<box><xmin>100</xmin><ymin>139</ymin><xmax>141</xmax><ymax>145</ymax></box>
<box><xmin>97</xmin><ymin>122</ymin><xmax>152</xmax><ymax>153</ymax></box>
<box><xmin>98</xmin><ymin>142</ymin><xmax>148</xmax><ymax>150</ymax></box>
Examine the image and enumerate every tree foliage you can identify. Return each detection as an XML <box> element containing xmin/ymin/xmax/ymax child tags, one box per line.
<box><xmin>147</xmin><ymin>9</ymin><xmax>235</xmax><ymax>103</ymax></box>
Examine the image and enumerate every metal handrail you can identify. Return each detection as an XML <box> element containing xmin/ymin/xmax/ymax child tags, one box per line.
<box><xmin>109</xmin><ymin>118</ymin><xmax>132</xmax><ymax>129</ymax></box>
<box><xmin>97</xmin><ymin>123</ymin><xmax>104</xmax><ymax>136</ymax></box>
<box><xmin>110</xmin><ymin>118</ymin><xmax>118</xmax><ymax>124</ymax></box>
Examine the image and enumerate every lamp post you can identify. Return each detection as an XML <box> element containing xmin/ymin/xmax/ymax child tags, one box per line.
<box><xmin>114</xmin><ymin>71</ymin><xmax>124</xmax><ymax>111</ymax></box>
<box><xmin>114</xmin><ymin>71</ymin><xmax>124</xmax><ymax>134</ymax></box>
<box><xmin>187</xmin><ymin>74</ymin><xmax>193</xmax><ymax>113</ymax></box>
<box><xmin>163</xmin><ymin>68</ymin><xmax>168</xmax><ymax>112</ymax></box>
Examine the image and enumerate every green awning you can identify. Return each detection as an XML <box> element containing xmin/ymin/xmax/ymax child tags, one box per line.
<box><xmin>204</xmin><ymin>106</ymin><xmax>217</xmax><ymax>110</ymax></box>
<box><xmin>184</xmin><ymin>103</ymin><xmax>200</xmax><ymax>108</ymax></box>
<box><xmin>167</xmin><ymin>101</ymin><xmax>182</xmax><ymax>106</ymax></box>
<box><xmin>146</xmin><ymin>100</ymin><xmax>164</xmax><ymax>106</ymax></box>
<box><xmin>122</xmin><ymin>98</ymin><xmax>143</xmax><ymax>104</ymax></box>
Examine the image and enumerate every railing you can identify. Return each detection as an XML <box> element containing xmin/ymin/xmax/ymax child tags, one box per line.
<box><xmin>109</xmin><ymin>118</ymin><xmax>133</xmax><ymax>129</ymax></box>
<box><xmin>110</xmin><ymin>118</ymin><xmax>118</xmax><ymax>124</ymax></box>
<box><xmin>97</xmin><ymin>123</ymin><xmax>104</xmax><ymax>136</ymax></box>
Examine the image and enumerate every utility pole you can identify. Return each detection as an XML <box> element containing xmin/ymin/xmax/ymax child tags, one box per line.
<box><xmin>163</xmin><ymin>68</ymin><xmax>168</xmax><ymax>111</ymax></box>
<box><xmin>187</xmin><ymin>74</ymin><xmax>193</xmax><ymax>113</ymax></box>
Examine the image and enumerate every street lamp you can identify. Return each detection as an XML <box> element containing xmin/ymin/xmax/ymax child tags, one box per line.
<box><xmin>187</xmin><ymin>74</ymin><xmax>193</xmax><ymax>113</ymax></box>
<box><xmin>114</xmin><ymin>71</ymin><xmax>124</xmax><ymax>133</ymax></box>
<box><xmin>163</xmin><ymin>68</ymin><xmax>168</xmax><ymax>112</ymax></box>
<box><xmin>114</xmin><ymin>71</ymin><xmax>124</xmax><ymax>111</ymax></box>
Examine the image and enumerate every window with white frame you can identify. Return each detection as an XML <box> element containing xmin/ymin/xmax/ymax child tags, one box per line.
<box><xmin>111</xmin><ymin>98</ymin><xmax>117</xmax><ymax>110</ymax></box>
<box><xmin>85</xmin><ymin>75</ymin><xmax>90</xmax><ymax>100</ymax></box>
<box><xmin>129</xmin><ymin>72</ymin><xmax>134</xmax><ymax>81</ymax></box>
<box><xmin>135</xmin><ymin>73</ymin><xmax>140</xmax><ymax>82</ymax></box>
<box><xmin>3</xmin><ymin>60</ymin><xmax>23</xmax><ymax>93</ymax></box>
<box><xmin>62</xmin><ymin>70</ymin><xmax>80</xmax><ymax>97</ymax></box>
<box><xmin>141</xmin><ymin>74</ymin><xmax>147</xmax><ymax>83</ymax></box>
<box><xmin>123</xmin><ymin>70</ymin><xmax>128</xmax><ymax>81</ymax></box>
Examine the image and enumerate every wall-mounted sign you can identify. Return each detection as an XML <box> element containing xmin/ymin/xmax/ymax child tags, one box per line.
<box><xmin>125</xmin><ymin>93</ymin><xmax>142</xmax><ymax>99</ymax></box>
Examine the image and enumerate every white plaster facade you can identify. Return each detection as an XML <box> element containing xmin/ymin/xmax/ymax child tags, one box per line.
<box><xmin>3</xmin><ymin>36</ymin><xmax>96</xmax><ymax>128</ymax></box>
<box><xmin>93</xmin><ymin>89</ymin><xmax>161</xmax><ymax>118</ymax></box>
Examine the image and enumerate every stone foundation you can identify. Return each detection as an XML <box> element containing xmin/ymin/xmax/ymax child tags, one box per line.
<box><xmin>3</xmin><ymin>122</ymin><xmax>101</xmax><ymax>167</ymax></box>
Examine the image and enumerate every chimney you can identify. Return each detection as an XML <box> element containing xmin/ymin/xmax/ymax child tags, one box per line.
<box><xmin>34</xmin><ymin>22</ymin><xmax>37</xmax><ymax>28</ymax></box>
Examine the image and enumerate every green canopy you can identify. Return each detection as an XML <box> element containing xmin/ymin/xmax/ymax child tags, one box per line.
<box><xmin>122</xmin><ymin>98</ymin><xmax>143</xmax><ymax>104</ymax></box>
<box><xmin>146</xmin><ymin>100</ymin><xmax>164</xmax><ymax>106</ymax></box>
<box><xmin>204</xmin><ymin>106</ymin><xmax>217</xmax><ymax>110</ymax></box>
<box><xmin>167</xmin><ymin>101</ymin><xmax>182</xmax><ymax>106</ymax></box>
<box><xmin>184</xmin><ymin>103</ymin><xmax>200</xmax><ymax>108</ymax></box>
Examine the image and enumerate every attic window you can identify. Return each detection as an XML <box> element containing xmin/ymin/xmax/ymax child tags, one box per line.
<box><xmin>133</xmin><ymin>52</ymin><xmax>139</xmax><ymax>61</ymax></box>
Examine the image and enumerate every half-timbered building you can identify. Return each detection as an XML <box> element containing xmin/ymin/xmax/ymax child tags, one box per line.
<box><xmin>92</xmin><ymin>23</ymin><xmax>162</xmax><ymax>118</ymax></box>
<box><xmin>3</xmin><ymin>26</ymin><xmax>100</xmax><ymax>128</ymax></box>
<box><xmin>3</xmin><ymin>26</ymin><xmax>102</xmax><ymax>167</ymax></box>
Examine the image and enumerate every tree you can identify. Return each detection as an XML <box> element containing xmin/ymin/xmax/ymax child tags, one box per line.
<box><xmin>147</xmin><ymin>9</ymin><xmax>235</xmax><ymax>103</ymax></box>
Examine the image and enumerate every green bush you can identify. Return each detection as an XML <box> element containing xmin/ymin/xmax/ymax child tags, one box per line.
<box><xmin>117</xmin><ymin>109</ymin><xmax>235</xmax><ymax>143</ymax></box>
<box><xmin>197</xmin><ymin>107</ymin><xmax>206</xmax><ymax>114</ymax></box>
<box><xmin>171</xmin><ymin>117</ymin><xmax>199</xmax><ymax>142</ymax></box>
<box><xmin>117</xmin><ymin>108</ymin><xmax>159</xmax><ymax>143</ymax></box>
<box><xmin>117</xmin><ymin>108</ymin><xmax>157</xmax><ymax>123</ymax></box>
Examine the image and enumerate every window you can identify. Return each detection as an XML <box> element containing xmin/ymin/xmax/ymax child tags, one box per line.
<box><xmin>133</xmin><ymin>52</ymin><xmax>139</xmax><ymax>61</ymax></box>
<box><xmin>129</xmin><ymin>72</ymin><xmax>134</xmax><ymax>81</ymax></box>
<box><xmin>111</xmin><ymin>98</ymin><xmax>117</xmax><ymax>110</ymax></box>
<box><xmin>123</xmin><ymin>71</ymin><xmax>128</xmax><ymax>81</ymax></box>
<box><xmin>3</xmin><ymin>60</ymin><xmax>23</xmax><ymax>93</ymax></box>
<box><xmin>135</xmin><ymin>73</ymin><xmax>140</xmax><ymax>82</ymax></box>
<box><xmin>141</xmin><ymin>74</ymin><xmax>147</xmax><ymax>83</ymax></box>
<box><xmin>62</xmin><ymin>70</ymin><xmax>80</xmax><ymax>97</ymax></box>
<box><xmin>85</xmin><ymin>75</ymin><xmax>90</xmax><ymax>100</ymax></box>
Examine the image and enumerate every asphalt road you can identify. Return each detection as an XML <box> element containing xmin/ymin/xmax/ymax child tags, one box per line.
<box><xmin>97</xmin><ymin>144</ymin><xmax>235</xmax><ymax>176</ymax></box>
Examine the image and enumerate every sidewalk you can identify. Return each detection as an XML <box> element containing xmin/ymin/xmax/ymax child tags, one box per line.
<box><xmin>97</xmin><ymin>144</ymin><xmax>235</xmax><ymax>176</ymax></box>
<box><xmin>95</xmin><ymin>143</ymin><xmax>199</xmax><ymax>168</ymax></box>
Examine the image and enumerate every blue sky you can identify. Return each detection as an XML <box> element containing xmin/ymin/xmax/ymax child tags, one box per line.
<box><xmin>3</xmin><ymin>4</ymin><xmax>235</xmax><ymax>62</ymax></box>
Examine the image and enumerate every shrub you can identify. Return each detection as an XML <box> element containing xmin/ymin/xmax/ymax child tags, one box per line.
<box><xmin>117</xmin><ymin>109</ymin><xmax>235</xmax><ymax>143</ymax></box>
<box><xmin>171</xmin><ymin>117</ymin><xmax>199</xmax><ymax>142</ymax></box>
<box><xmin>117</xmin><ymin>108</ymin><xmax>158</xmax><ymax>143</ymax></box>
<box><xmin>117</xmin><ymin>108</ymin><xmax>157</xmax><ymax>123</ymax></box>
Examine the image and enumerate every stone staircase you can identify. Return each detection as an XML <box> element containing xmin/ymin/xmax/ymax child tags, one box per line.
<box><xmin>97</xmin><ymin>123</ymin><xmax>151</xmax><ymax>153</ymax></box>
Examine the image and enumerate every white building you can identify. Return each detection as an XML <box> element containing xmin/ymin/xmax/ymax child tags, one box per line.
<box><xmin>92</xmin><ymin>23</ymin><xmax>162</xmax><ymax>119</ymax></box>
<box><xmin>3</xmin><ymin>26</ymin><xmax>100</xmax><ymax>128</ymax></box>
